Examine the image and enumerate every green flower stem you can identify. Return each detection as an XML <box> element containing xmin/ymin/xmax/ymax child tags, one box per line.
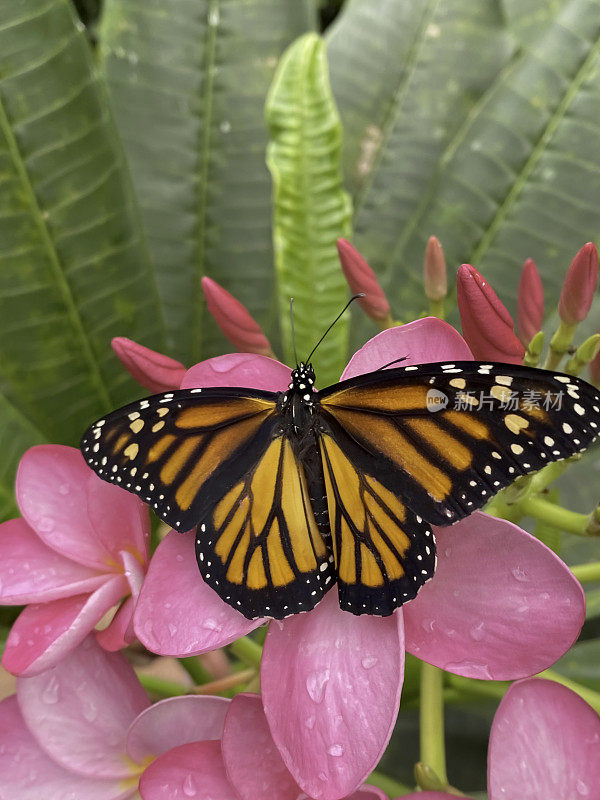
<box><xmin>136</xmin><ymin>673</ymin><xmax>189</xmax><ymax>697</ymax></box>
<box><xmin>545</xmin><ymin>321</ymin><xmax>577</xmax><ymax>370</ymax></box>
<box><xmin>179</xmin><ymin>656</ymin><xmax>213</xmax><ymax>685</ymax></box>
<box><xmin>428</xmin><ymin>299</ymin><xmax>445</xmax><ymax>320</ymax></box>
<box><xmin>377</xmin><ymin>313</ymin><xmax>395</xmax><ymax>330</ymax></box>
<box><xmin>420</xmin><ymin>662</ymin><xmax>448</xmax><ymax>786</ymax></box>
<box><xmin>523</xmin><ymin>331</ymin><xmax>544</xmax><ymax>367</ymax></box>
<box><xmin>518</xmin><ymin>495</ymin><xmax>589</xmax><ymax>535</ymax></box>
<box><xmin>564</xmin><ymin>334</ymin><xmax>600</xmax><ymax>375</ymax></box>
<box><xmin>193</xmin><ymin>668</ymin><xmax>257</xmax><ymax>695</ymax></box>
<box><xmin>229</xmin><ymin>636</ymin><xmax>263</xmax><ymax>668</ymax></box>
<box><xmin>539</xmin><ymin>669</ymin><xmax>600</xmax><ymax>714</ymax></box>
<box><xmin>367</xmin><ymin>771</ymin><xmax>412</xmax><ymax>796</ymax></box>
<box><xmin>571</xmin><ymin>561</ymin><xmax>600</xmax><ymax>583</ymax></box>
<box><xmin>446</xmin><ymin>675</ymin><xmax>510</xmax><ymax>700</ymax></box>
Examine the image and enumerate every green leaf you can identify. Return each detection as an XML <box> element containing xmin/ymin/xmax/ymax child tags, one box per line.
<box><xmin>327</xmin><ymin>0</ymin><xmax>515</xmax><ymax>345</ymax></box>
<box><xmin>99</xmin><ymin>0</ymin><xmax>315</xmax><ymax>365</ymax></box>
<box><xmin>0</xmin><ymin>0</ymin><xmax>165</xmax><ymax>515</ymax></box>
<box><xmin>501</xmin><ymin>0</ymin><xmax>570</xmax><ymax>46</ymax></box>
<box><xmin>553</xmin><ymin>638</ymin><xmax>600</xmax><ymax>689</ymax></box>
<box><xmin>266</xmin><ymin>33</ymin><xmax>352</xmax><ymax>385</ymax></box>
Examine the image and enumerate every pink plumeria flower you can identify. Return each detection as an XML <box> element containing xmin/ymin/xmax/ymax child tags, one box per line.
<box><xmin>0</xmin><ymin>445</ymin><xmax>150</xmax><ymax>675</ymax></box>
<box><xmin>112</xmin><ymin>337</ymin><xmax>187</xmax><ymax>393</ymax></box>
<box><xmin>202</xmin><ymin>276</ymin><xmax>274</xmax><ymax>356</ymax></box>
<box><xmin>133</xmin><ymin>318</ymin><xmax>585</xmax><ymax>800</ymax></box>
<box><xmin>400</xmin><ymin>678</ymin><xmax>600</xmax><ymax>800</ymax></box>
<box><xmin>457</xmin><ymin>264</ymin><xmax>525</xmax><ymax>363</ymax></box>
<box><xmin>0</xmin><ymin>635</ymin><xmax>230</xmax><ymax>799</ymax></box>
<box><xmin>141</xmin><ymin>692</ymin><xmax>387</xmax><ymax>800</ymax></box>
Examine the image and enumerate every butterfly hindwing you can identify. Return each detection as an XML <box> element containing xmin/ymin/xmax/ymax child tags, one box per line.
<box><xmin>196</xmin><ymin>434</ymin><xmax>335</xmax><ymax>619</ymax></box>
<box><xmin>80</xmin><ymin>387</ymin><xmax>279</xmax><ymax>531</ymax></box>
<box><xmin>319</xmin><ymin>361</ymin><xmax>600</xmax><ymax>527</ymax></box>
<box><xmin>319</xmin><ymin>431</ymin><xmax>436</xmax><ymax>615</ymax></box>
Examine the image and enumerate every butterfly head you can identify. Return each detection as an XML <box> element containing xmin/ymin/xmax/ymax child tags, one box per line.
<box><xmin>289</xmin><ymin>362</ymin><xmax>316</xmax><ymax>398</ymax></box>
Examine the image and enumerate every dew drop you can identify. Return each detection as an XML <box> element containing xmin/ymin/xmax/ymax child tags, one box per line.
<box><xmin>304</xmin><ymin>715</ymin><xmax>316</xmax><ymax>729</ymax></box>
<box><xmin>361</xmin><ymin>657</ymin><xmax>378</xmax><ymax>669</ymax></box>
<box><xmin>327</xmin><ymin>744</ymin><xmax>344</xmax><ymax>757</ymax></box>
<box><xmin>469</xmin><ymin>622</ymin><xmax>485</xmax><ymax>642</ymax></box>
<box><xmin>182</xmin><ymin>774</ymin><xmax>197</xmax><ymax>796</ymax></box>
<box><xmin>511</xmin><ymin>566</ymin><xmax>528</xmax><ymax>582</ymax></box>
<box><xmin>42</xmin><ymin>677</ymin><xmax>59</xmax><ymax>704</ymax></box>
<box><xmin>82</xmin><ymin>702</ymin><xmax>97</xmax><ymax>722</ymax></box>
<box><xmin>306</xmin><ymin>670</ymin><xmax>330</xmax><ymax>703</ymax></box>
<box><xmin>577</xmin><ymin>779</ymin><xmax>590</xmax><ymax>796</ymax></box>
<box><xmin>168</xmin><ymin>623</ymin><xmax>178</xmax><ymax>637</ymax></box>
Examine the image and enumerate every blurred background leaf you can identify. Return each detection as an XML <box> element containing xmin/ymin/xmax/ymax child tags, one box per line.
<box><xmin>99</xmin><ymin>0</ymin><xmax>316</xmax><ymax>365</ymax></box>
<box><xmin>0</xmin><ymin>0</ymin><xmax>165</xmax><ymax>513</ymax></box>
<box><xmin>266</xmin><ymin>32</ymin><xmax>352</xmax><ymax>384</ymax></box>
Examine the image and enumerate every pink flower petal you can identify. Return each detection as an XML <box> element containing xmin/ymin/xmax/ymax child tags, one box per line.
<box><xmin>350</xmin><ymin>788</ymin><xmax>391</xmax><ymax>800</ymax></box>
<box><xmin>127</xmin><ymin>695</ymin><xmax>229</xmax><ymax>763</ymax></box>
<box><xmin>222</xmin><ymin>693</ymin><xmax>299</xmax><ymax>800</ymax></box>
<box><xmin>403</xmin><ymin>513</ymin><xmax>585</xmax><ymax>680</ymax></box>
<box><xmin>0</xmin><ymin>696</ymin><xmax>136</xmax><ymax>800</ymax></box>
<box><xmin>18</xmin><ymin>636</ymin><xmax>148</xmax><ymax>779</ymax></box>
<box><xmin>0</xmin><ymin>518</ymin><xmax>105</xmax><ymax>604</ymax></box>
<box><xmin>488</xmin><ymin>678</ymin><xmax>600</xmax><ymax>800</ymax></box>
<box><xmin>423</xmin><ymin>236</ymin><xmax>448</xmax><ymax>303</ymax></box>
<box><xmin>96</xmin><ymin>596</ymin><xmax>135</xmax><ymax>651</ymax></box>
<box><xmin>202</xmin><ymin>276</ymin><xmax>273</xmax><ymax>356</ymax></box>
<box><xmin>86</xmin><ymin>476</ymin><xmax>150</xmax><ymax>564</ymax></box>
<box><xmin>139</xmin><ymin>741</ymin><xmax>236</xmax><ymax>800</ymax></box>
<box><xmin>2</xmin><ymin>576</ymin><xmax>128</xmax><ymax>676</ymax></box>
<box><xmin>16</xmin><ymin>445</ymin><xmax>114</xmax><ymax>570</ymax></box>
<box><xmin>261</xmin><ymin>590</ymin><xmax>404</xmax><ymax>800</ymax></box>
<box><xmin>181</xmin><ymin>353</ymin><xmax>290</xmax><ymax>392</ymax></box>
<box><xmin>558</xmin><ymin>242</ymin><xmax>599</xmax><ymax>325</ymax></box>
<box><xmin>337</xmin><ymin>239</ymin><xmax>391</xmax><ymax>322</ymax></box>
<box><xmin>134</xmin><ymin>531</ymin><xmax>263</xmax><ymax>656</ymax></box>
<box><xmin>112</xmin><ymin>336</ymin><xmax>187</xmax><ymax>392</ymax></box>
<box><xmin>342</xmin><ymin>318</ymin><xmax>472</xmax><ymax>380</ymax></box>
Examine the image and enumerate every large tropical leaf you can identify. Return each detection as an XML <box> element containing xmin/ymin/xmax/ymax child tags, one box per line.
<box><xmin>0</xmin><ymin>0</ymin><xmax>165</xmax><ymax>516</ymax></box>
<box><xmin>501</xmin><ymin>0</ymin><xmax>570</xmax><ymax>46</ymax></box>
<box><xmin>99</xmin><ymin>0</ymin><xmax>316</xmax><ymax>365</ymax></box>
<box><xmin>266</xmin><ymin>33</ymin><xmax>352</xmax><ymax>385</ymax></box>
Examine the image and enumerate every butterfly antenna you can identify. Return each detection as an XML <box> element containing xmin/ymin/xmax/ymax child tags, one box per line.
<box><xmin>290</xmin><ymin>298</ymin><xmax>299</xmax><ymax>367</ymax></box>
<box><xmin>305</xmin><ymin>293</ymin><xmax>364</xmax><ymax>364</ymax></box>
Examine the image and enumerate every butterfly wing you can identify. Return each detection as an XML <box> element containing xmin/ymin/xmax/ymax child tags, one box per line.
<box><xmin>81</xmin><ymin>387</ymin><xmax>280</xmax><ymax>531</ymax></box>
<box><xmin>81</xmin><ymin>387</ymin><xmax>335</xmax><ymax>619</ymax></box>
<box><xmin>318</xmin><ymin>361</ymin><xmax>600</xmax><ymax>527</ymax></box>
<box><xmin>196</xmin><ymin>433</ymin><xmax>335</xmax><ymax>619</ymax></box>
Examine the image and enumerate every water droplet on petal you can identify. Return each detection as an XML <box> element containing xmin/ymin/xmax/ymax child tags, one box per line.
<box><xmin>168</xmin><ymin>623</ymin><xmax>178</xmax><ymax>637</ymax></box>
<box><xmin>306</xmin><ymin>670</ymin><xmax>330</xmax><ymax>703</ymax></box>
<box><xmin>82</xmin><ymin>701</ymin><xmax>97</xmax><ymax>722</ymax></box>
<box><xmin>577</xmin><ymin>779</ymin><xmax>590</xmax><ymax>796</ymax></box>
<box><xmin>327</xmin><ymin>744</ymin><xmax>344</xmax><ymax>757</ymax></box>
<box><xmin>511</xmin><ymin>566</ymin><xmax>528</xmax><ymax>582</ymax></box>
<box><xmin>469</xmin><ymin>622</ymin><xmax>485</xmax><ymax>642</ymax></box>
<box><xmin>305</xmin><ymin>716</ymin><xmax>315</xmax><ymax>729</ymax></box>
<box><xmin>42</xmin><ymin>676</ymin><xmax>59</xmax><ymax>704</ymax></box>
<box><xmin>182</xmin><ymin>774</ymin><xmax>197</xmax><ymax>796</ymax></box>
<box><xmin>361</xmin><ymin>657</ymin><xmax>378</xmax><ymax>669</ymax></box>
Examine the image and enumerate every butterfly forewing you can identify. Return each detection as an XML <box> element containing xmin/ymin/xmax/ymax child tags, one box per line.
<box><xmin>319</xmin><ymin>361</ymin><xmax>600</xmax><ymax>527</ymax></box>
<box><xmin>80</xmin><ymin>387</ymin><xmax>279</xmax><ymax>531</ymax></box>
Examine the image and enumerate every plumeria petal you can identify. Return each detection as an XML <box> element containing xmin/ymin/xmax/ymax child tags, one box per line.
<box><xmin>86</xmin><ymin>476</ymin><xmax>149</xmax><ymax>564</ymax></box>
<box><xmin>139</xmin><ymin>741</ymin><xmax>236</xmax><ymax>800</ymax></box>
<box><xmin>18</xmin><ymin>636</ymin><xmax>148</xmax><ymax>780</ymax></box>
<box><xmin>16</xmin><ymin>445</ymin><xmax>114</xmax><ymax>570</ymax></box>
<box><xmin>134</xmin><ymin>531</ymin><xmax>263</xmax><ymax>656</ymax></box>
<box><xmin>488</xmin><ymin>678</ymin><xmax>600</xmax><ymax>799</ymax></box>
<box><xmin>351</xmin><ymin>787</ymin><xmax>391</xmax><ymax>800</ymax></box>
<box><xmin>96</xmin><ymin>596</ymin><xmax>135</xmax><ymax>651</ymax></box>
<box><xmin>2</xmin><ymin>576</ymin><xmax>128</xmax><ymax>676</ymax></box>
<box><xmin>112</xmin><ymin>336</ymin><xmax>186</xmax><ymax>393</ymax></box>
<box><xmin>202</xmin><ymin>276</ymin><xmax>273</xmax><ymax>356</ymax></box>
<box><xmin>181</xmin><ymin>352</ymin><xmax>290</xmax><ymax>392</ymax></box>
<box><xmin>261</xmin><ymin>589</ymin><xmax>404</xmax><ymax>800</ymax></box>
<box><xmin>0</xmin><ymin>696</ymin><xmax>136</xmax><ymax>800</ymax></box>
<box><xmin>127</xmin><ymin>695</ymin><xmax>229</xmax><ymax>764</ymax></box>
<box><xmin>342</xmin><ymin>318</ymin><xmax>472</xmax><ymax>380</ymax></box>
<box><xmin>222</xmin><ymin>693</ymin><xmax>299</xmax><ymax>800</ymax></box>
<box><xmin>0</xmin><ymin>518</ymin><xmax>105</xmax><ymax>604</ymax></box>
<box><xmin>402</xmin><ymin>513</ymin><xmax>585</xmax><ymax>680</ymax></box>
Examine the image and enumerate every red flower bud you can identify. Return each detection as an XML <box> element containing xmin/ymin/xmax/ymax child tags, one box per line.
<box><xmin>423</xmin><ymin>235</ymin><xmax>447</xmax><ymax>302</ymax></box>
<box><xmin>337</xmin><ymin>239</ymin><xmax>391</xmax><ymax>322</ymax></box>
<box><xmin>517</xmin><ymin>258</ymin><xmax>544</xmax><ymax>345</ymax></box>
<box><xmin>457</xmin><ymin>264</ymin><xmax>525</xmax><ymax>363</ymax></box>
<box><xmin>202</xmin><ymin>277</ymin><xmax>272</xmax><ymax>356</ymax></box>
<box><xmin>558</xmin><ymin>242</ymin><xmax>598</xmax><ymax>325</ymax></box>
<box><xmin>112</xmin><ymin>337</ymin><xmax>186</xmax><ymax>392</ymax></box>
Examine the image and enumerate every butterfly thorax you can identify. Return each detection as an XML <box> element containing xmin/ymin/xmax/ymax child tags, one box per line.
<box><xmin>277</xmin><ymin>362</ymin><xmax>318</xmax><ymax>436</ymax></box>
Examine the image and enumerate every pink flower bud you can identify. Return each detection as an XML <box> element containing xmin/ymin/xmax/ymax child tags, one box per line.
<box><xmin>423</xmin><ymin>235</ymin><xmax>447</xmax><ymax>302</ymax></box>
<box><xmin>112</xmin><ymin>337</ymin><xmax>186</xmax><ymax>392</ymax></box>
<box><xmin>558</xmin><ymin>242</ymin><xmax>598</xmax><ymax>325</ymax></box>
<box><xmin>517</xmin><ymin>258</ymin><xmax>544</xmax><ymax>345</ymax></box>
<box><xmin>201</xmin><ymin>277</ymin><xmax>273</xmax><ymax>356</ymax></box>
<box><xmin>457</xmin><ymin>264</ymin><xmax>525</xmax><ymax>363</ymax></box>
<box><xmin>336</xmin><ymin>238</ymin><xmax>391</xmax><ymax>322</ymax></box>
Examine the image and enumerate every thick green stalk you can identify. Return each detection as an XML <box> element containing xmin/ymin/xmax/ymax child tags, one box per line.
<box><xmin>229</xmin><ymin>636</ymin><xmax>263</xmax><ymax>668</ymax></box>
<box><xmin>419</xmin><ymin>663</ymin><xmax>448</xmax><ymax>785</ymax></box>
<box><xmin>518</xmin><ymin>496</ymin><xmax>589</xmax><ymax>535</ymax></box>
<box><xmin>571</xmin><ymin>561</ymin><xmax>600</xmax><ymax>583</ymax></box>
